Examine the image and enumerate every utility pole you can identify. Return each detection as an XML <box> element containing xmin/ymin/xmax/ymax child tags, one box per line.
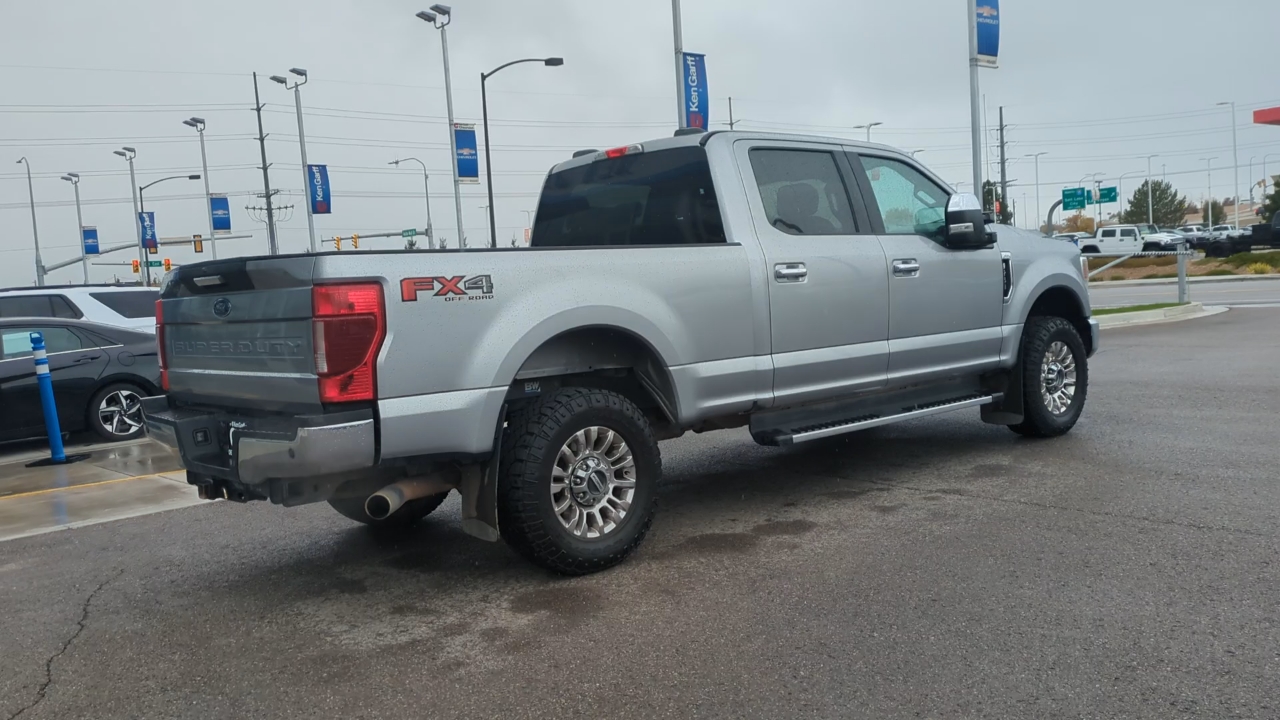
<box><xmin>998</xmin><ymin>106</ymin><xmax>1008</xmax><ymax>223</ymax></box>
<box><xmin>252</xmin><ymin>73</ymin><xmax>280</xmax><ymax>255</ymax></box>
<box><xmin>17</xmin><ymin>158</ymin><xmax>45</xmax><ymax>286</ymax></box>
<box><xmin>967</xmin><ymin>0</ymin><xmax>983</xmax><ymax>195</ymax></box>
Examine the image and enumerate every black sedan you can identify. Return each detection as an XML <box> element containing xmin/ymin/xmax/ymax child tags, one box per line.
<box><xmin>0</xmin><ymin>317</ymin><xmax>160</xmax><ymax>443</ymax></box>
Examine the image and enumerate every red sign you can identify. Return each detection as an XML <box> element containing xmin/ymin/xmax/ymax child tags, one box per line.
<box><xmin>1253</xmin><ymin>107</ymin><xmax>1280</xmax><ymax>126</ymax></box>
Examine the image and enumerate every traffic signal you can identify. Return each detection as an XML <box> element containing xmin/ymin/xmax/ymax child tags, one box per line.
<box><xmin>192</xmin><ymin>234</ymin><xmax>204</xmax><ymax>253</ymax></box>
<box><xmin>147</xmin><ymin>245</ymin><xmax>158</xmax><ymax>255</ymax></box>
<box><xmin>163</xmin><ymin>258</ymin><xmax>172</xmax><ymax>272</ymax></box>
<box><xmin>334</xmin><ymin>236</ymin><xmax>342</xmax><ymax>250</ymax></box>
<box><xmin>131</xmin><ymin>260</ymin><xmax>140</xmax><ymax>274</ymax></box>
<box><xmin>352</xmin><ymin>234</ymin><xmax>359</xmax><ymax>249</ymax></box>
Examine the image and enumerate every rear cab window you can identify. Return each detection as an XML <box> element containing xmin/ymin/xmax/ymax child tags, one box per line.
<box><xmin>89</xmin><ymin>291</ymin><xmax>159</xmax><ymax>318</ymax></box>
<box><xmin>532</xmin><ymin>146</ymin><xmax>725</xmax><ymax>247</ymax></box>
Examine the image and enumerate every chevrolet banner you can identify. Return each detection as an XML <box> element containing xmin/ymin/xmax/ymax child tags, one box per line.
<box><xmin>975</xmin><ymin>0</ymin><xmax>1000</xmax><ymax>68</ymax></box>
<box><xmin>455</xmin><ymin>124</ymin><xmax>479</xmax><ymax>184</ymax></box>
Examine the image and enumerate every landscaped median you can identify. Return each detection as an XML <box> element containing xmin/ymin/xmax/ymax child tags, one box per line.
<box><xmin>1087</xmin><ymin>250</ymin><xmax>1279</xmax><ymax>282</ymax></box>
<box><xmin>1092</xmin><ymin>302</ymin><xmax>1227</xmax><ymax>328</ymax></box>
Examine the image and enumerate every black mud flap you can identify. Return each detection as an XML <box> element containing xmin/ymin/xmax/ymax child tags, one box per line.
<box><xmin>981</xmin><ymin>365</ymin><xmax>1025</xmax><ymax>426</ymax></box>
<box><xmin>459</xmin><ymin>403</ymin><xmax>505</xmax><ymax>542</ymax></box>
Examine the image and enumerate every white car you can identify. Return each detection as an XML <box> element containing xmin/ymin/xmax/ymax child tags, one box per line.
<box><xmin>1210</xmin><ymin>224</ymin><xmax>1243</xmax><ymax>240</ymax></box>
<box><xmin>0</xmin><ymin>285</ymin><xmax>158</xmax><ymax>333</ymax></box>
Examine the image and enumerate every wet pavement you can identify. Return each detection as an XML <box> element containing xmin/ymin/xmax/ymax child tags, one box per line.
<box><xmin>1</xmin><ymin>308</ymin><xmax>1278</xmax><ymax>719</ymax></box>
<box><xmin>0</xmin><ymin>439</ymin><xmax>199</xmax><ymax>542</ymax></box>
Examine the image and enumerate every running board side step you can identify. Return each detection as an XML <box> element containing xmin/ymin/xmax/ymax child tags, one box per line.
<box><xmin>761</xmin><ymin>394</ymin><xmax>1001</xmax><ymax>446</ymax></box>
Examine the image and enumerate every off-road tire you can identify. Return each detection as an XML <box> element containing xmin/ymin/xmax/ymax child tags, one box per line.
<box><xmin>1009</xmin><ymin>316</ymin><xmax>1089</xmax><ymax>438</ymax></box>
<box><xmin>498</xmin><ymin>387</ymin><xmax>660</xmax><ymax>576</ymax></box>
<box><xmin>328</xmin><ymin>492</ymin><xmax>450</xmax><ymax>530</ymax></box>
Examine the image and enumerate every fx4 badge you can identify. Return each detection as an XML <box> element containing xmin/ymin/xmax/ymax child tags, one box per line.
<box><xmin>400</xmin><ymin>274</ymin><xmax>494</xmax><ymax>302</ymax></box>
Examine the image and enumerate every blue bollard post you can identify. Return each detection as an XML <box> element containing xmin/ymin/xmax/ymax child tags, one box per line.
<box><xmin>30</xmin><ymin>332</ymin><xmax>67</xmax><ymax>463</ymax></box>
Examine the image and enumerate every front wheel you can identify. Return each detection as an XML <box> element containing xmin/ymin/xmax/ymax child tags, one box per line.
<box><xmin>498</xmin><ymin>388</ymin><xmax>661</xmax><ymax>575</ymax></box>
<box><xmin>1009</xmin><ymin>316</ymin><xmax>1089</xmax><ymax>438</ymax></box>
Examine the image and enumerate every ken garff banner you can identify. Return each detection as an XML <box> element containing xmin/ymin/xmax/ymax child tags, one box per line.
<box><xmin>209</xmin><ymin>194</ymin><xmax>232</xmax><ymax>234</ymax></box>
<box><xmin>138</xmin><ymin>211</ymin><xmax>157</xmax><ymax>250</ymax></box>
<box><xmin>308</xmin><ymin>164</ymin><xmax>331</xmax><ymax>214</ymax></box>
<box><xmin>682</xmin><ymin>52</ymin><xmax>708</xmax><ymax>129</ymax></box>
<box><xmin>975</xmin><ymin>0</ymin><xmax>1000</xmax><ymax>68</ymax></box>
<box><xmin>82</xmin><ymin>227</ymin><xmax>99</xmax><ymax>255</ymax></box>
<box><xmin>454</xmin><ymin>124</ymin><xmax>479</xmax><ymax>184</ymax></box>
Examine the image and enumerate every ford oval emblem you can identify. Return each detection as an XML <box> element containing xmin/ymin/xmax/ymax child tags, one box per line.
<box><xmin>213</xmin><ymin>298</ymin><xmax>232</xmax><ymax>318</ymax></box>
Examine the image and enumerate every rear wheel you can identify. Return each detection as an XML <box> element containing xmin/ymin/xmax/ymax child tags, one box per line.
<box><xmin>328</xmin><ymin>492</ymin><xmax>449</xmax><ymax>530</ymax></box>
<box><xmin>1142</xmin><ymin>242</ymin><xmax>1162</xmax><ymax>253</ymax></box>
<box><xmin>1080</xmin><ymin>245</ymin><xmax>1100</xmax><ymax>255</ymax></box>
<box><xmin>1009</xmin><ymin>316</ymin><xmax>1089</xmax><ymax>438</ymax></box>
<box><xmin>89</xmin><ymin>383</ymin><xmax>146</xmax><ymax>441</ymax></box>
<box><xmin>498</xmin><ymin>387</ymin><xmax>660</xmax><ymax>575</ymax></box>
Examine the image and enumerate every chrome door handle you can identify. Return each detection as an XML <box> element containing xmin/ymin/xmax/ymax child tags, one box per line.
<box><xmin>774</xmin><ymin>263</ymin><xmax>808</xmax><ymax>282</ymax></box>
<box><xmin>892</xmin><ymin>259</ymin><xmax>920</xmax><ymax>277</ymax></box>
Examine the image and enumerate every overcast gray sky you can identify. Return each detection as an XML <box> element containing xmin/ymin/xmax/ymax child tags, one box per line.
<box><xmin>2</xmin><ymin>0</ymin><xmax>1278</xmax><ymax>287</ymax></box>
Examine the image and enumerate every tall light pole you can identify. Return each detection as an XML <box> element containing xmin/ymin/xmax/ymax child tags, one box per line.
<box><xmin>112</xmin><ymin>148</ymin><xmax>150</xmax><ymax>285</ymax></box>
<box><xmin>1263</xmin><ymin>153</ymin><xmax>1280</xmax><ymax>205</ymax></box>
<box><xmin>16</xmin><ymin>157</ymin><xmax>45</xmax><ymax>286</ymax></box>
<box><xmin>480</xmin><ymin>57</ymin><xmax>563</xmax><ymax>248</ymax></box>
<box><xmin>1025</xmin><ymin>152</ymin><xmax>1047</xmax><ymax>232</ymax></box>
<box><xmin>671</xmin><ymin>0</ymin><xmax>685</xmax><ymax>128</ymax></box>
<box><xmin>271</xmin><ymin>69</ymin><xmax>317</xmax><ymax>252</ymax></box>
<box><xmin>183</xmin><ymin>117</ymin><xmax>219</xmax><ymax>259</ymax></box>
<box><xmin>1080</xmin><ymin>172</ymin><xmax>1102</xmax><ymax>228</ymax></box>
<box><xmin>390</xmin><ymin>157</ymin><xmax>434</xmax><ymax>247</ymax></box>
<box><xmin>1217</xmin><ymin>102</ymin><xmax>1240</xmax><ymax>228</ymax></box>
<box><xmin>417</xmin><ymin>7</ymin><xmax>466</xmax><ymax>250</ymax></box>
<box><xmin>60</xmin><ymin>173</ymin><xmax>89</xmax><ymax>284</ymax></box>
<box><xmin>854</xmin><ymin>122</ymin><xmax>883</xmax><ymax>142</ymax></box>
<box><xmin>1199</xmin><ymin>157</ymin><xmax>1217</xmax><ymax>226</ymax></box>
<box><xmin>1143</xmin><ymin>154</ymin><xmax>1159</xmax><ymax>225</ymax></box>
<box><xmin>967</xmin><ymin>0</ymin><xmax>983</xmax><ymax>197</ymax></box>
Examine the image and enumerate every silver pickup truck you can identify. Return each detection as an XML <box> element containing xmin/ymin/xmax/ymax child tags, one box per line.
<box><xmin>143</xmin><ymin>129</ymin><xmax>1098</xmax><ymax>575</ymax></box>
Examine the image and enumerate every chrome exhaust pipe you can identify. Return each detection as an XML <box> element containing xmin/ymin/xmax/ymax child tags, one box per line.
<box><xmin>365</xmin><ymin>474</ymin><xmax>455</xmax><ymax>520</ymax></box>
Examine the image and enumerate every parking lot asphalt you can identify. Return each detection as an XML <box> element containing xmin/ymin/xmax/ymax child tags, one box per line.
<box><xmin>2</xmin><ymin>308</ymin><xmax>1278</xmax><ymax>719</ymax></box>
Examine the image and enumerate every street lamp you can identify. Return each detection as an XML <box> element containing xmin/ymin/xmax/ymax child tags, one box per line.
<box><xmin>272</xmin><ymin>69</ymin><xmax>317</xmax><ymax>252</ymax></box>
<box><xmin>853</xmin><ymin>122</ymin><xmax>882</xmax><ymax>142</ymax></box>
<box><xmin>390</xmin><ymin>157</ymin><xmax>434</xmax><ymax>248</ymax></box>
<box><xmin>480</xmin><ymin>56</ymin><xmax>564</xmax><ymax>248</ymax></box>
<box><xmin>112</xmin><ymin>147</ymin><xmax>150</xmax><ymax>285</ymax></box>
<box><xmin>183</xmin><ymin>117</ymin><xmax>219</xmax><ymax>259</ymax></box>
<box><xmin>1080</xmin><ymin>172</ymin><xmax>1103</xmax><ymax>226</ymax></box>
<box><xmin>138</xmin><ymin>175</ymin><xmax>201</xmax><ymax>212</ymax></box>
<box><xmin>417</xmin><ymin>6</ymin><xmax>467</xmax><ymax>250</ymax></box>
<box><xmin>1199</xmin><ymin>158</ymin><xmax>1218</xmax><ymax>226</ymax></box>
<box><xmin>60</xmin><ymin>173</ymin><xmax>89</xmax><ymax>284</ymax></box>
<box><xmin>16</xmin><ymin>157</ymin><xmax>44</xmax><ymax>286</ymax></box>
<box><xmin>1025</xmin><ymin>152</ymin><xmax>1047</xmax><ymax>232</ymax></box>
<box><xmin>1216</xmin><ymin>102</ymin><xmax>1240</xmax><ymax>228</ymax></box>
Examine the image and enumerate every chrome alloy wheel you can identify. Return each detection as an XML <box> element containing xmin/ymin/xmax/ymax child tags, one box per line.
<box><xmin>550</xmin><ymin>426</ymin><xmax>636</xmax><ymax>540</ymax></box>
<box><xmin>99</xmin><ymin>389</ymin><xmax>143</xmax><ymax>437</ymax></box>
<box><xmin>1040</xmin><ymin>341</ymin><xmax>1078</xmax><ymax>416</ymax></box>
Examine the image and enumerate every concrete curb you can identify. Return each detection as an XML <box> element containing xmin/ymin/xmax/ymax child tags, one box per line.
<box><xmin>1090</xmin><ymin>274</ymin><xmax>1277</xmax><ymax>288</ymax></box>
<box><xmin>1096</xmin><ymin>303</ymin><xmax>1230</xmax><ymax>329</ymax></box>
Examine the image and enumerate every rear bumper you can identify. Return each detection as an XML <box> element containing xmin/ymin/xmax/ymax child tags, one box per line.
<box><xmin>141</xmin><ymin>396</ymin><xmax>375</xmax><ymax>486</ymax></box>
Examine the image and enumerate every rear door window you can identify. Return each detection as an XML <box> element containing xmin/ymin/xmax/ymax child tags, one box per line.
<box><xmin>89</xmin><ymin>291</ymin><xmax>158</xmax><ymax>319</ymax></box>
<box><xmin>1101</xmin><ymin>229</ymin><xmax>1117</xmax><ymax>239</ymax></box>
<box><xmin>1</xmin><ymin>326</ymin><xmax>83</xmax><ymax>360</ymax></box>
<box><xmin>532</xmin><ymin>146</ymin><xmax>725</xmax><ymax>247</ymax></box>
<box><xmin>748</xmin><ymin>149</ymin><xmax>857</xmax><ymax>236</ymax></box>
<box><xmin>0</xmin><ymin>295</ymin><xmax>62</xmax><ymax>318</ymax></box>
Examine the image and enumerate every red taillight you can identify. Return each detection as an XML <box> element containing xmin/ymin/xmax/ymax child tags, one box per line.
<box><xmin>155</xmin><ymin>299</ymin><xmax>169</xmax><ymax>391</ymax></box>
<box><xmin>603</xmin><ymin>144</ymin><xmax>643</xmax><ymax>159</ymax></box>
<box><xmin>312</xmin><ymin>283</ymin><xmax>385</xmax><ymax>403</ymax></box>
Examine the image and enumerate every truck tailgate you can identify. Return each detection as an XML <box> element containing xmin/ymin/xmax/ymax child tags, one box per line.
<box><xmin>159</xmin><ymin>256</ymin><xmax>321</xmax><ymax>412</ymax></box>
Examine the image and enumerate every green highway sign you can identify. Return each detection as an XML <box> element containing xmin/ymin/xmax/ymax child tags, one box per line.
<box><xmin>1097</xmin><ymin>186</ymin><xmax>1118</xmax><ymax>203</ymax></box>
<box><xmin>401</xmin><ymin>228</ymin><xmax>418</xmax><ymax>238</ymax></box>
<box><xmin>146</xmin><ymin>260</ymin><xmax>164</xmax><ymax>268</ymax></box>
<box><xmin>1062</xmin><ymin>187</ymin><xmax>1087</xmax><ymax>211</ymax></box>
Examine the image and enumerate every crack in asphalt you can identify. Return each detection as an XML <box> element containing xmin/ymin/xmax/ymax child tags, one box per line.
<box><xmin>7</xmin><ymin>570</ymin><xmax>122</xmax><ymax>720</ymax></box>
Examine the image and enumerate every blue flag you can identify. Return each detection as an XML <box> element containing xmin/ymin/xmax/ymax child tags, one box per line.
<box><xmin>82</xmin><ymin>227</ymin><xmax>99</xmax><ymax>255</ymax></box>
<box><xmin>681</xmin><ymin>52</ymin><xmax>708</xmax><ymax>129</ymax></box>
<box><xmin>455</xmin><ymin>124</ymin><xmax>479</xmax><ymax>184</ymax></box>
<box><xmin>308</xmin><ymin>164</ymin><xmax>331</xmax><ymax>214</ymax></box>
<box><xmin>976</xmin><ymin>0</ymin><xmax>1000</xmax><ymax>68</ymax></box>
<box><xmin>138</xmin><ymin>212</ymin><xmax>157</xmax><ymax>250</ymax></box>
<box><xmin>210</xmin><ymin>195</ymin><xmax>232</xmax><ymax>233</ymax></box>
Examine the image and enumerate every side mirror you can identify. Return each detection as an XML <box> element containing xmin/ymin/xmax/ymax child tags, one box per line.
<box><xmin>943</xmin><ymin>193</ymin><xmax>992</xmax><ymax>249</ymax></box>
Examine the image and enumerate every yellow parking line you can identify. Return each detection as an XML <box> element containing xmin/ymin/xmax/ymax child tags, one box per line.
<box><xmin>0</xmin><ymin>471</ymin><xmax>180</xmax><ymax>501</ymax></box>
